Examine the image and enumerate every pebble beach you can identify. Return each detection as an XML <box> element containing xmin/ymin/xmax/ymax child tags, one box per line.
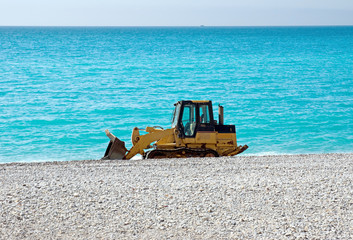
<box><xmin>1</xmin><ymin>153</ymin><xmax>352</xmax><ymax>239</ymax></box>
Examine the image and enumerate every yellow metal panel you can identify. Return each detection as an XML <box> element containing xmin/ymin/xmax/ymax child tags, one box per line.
<box><xmin>175</xmin><ymin>132</ymin><xmax>185</xmax><ymax>147</ymax></box>
<box><xmin>187</xmin><ymin>143</ymin><xmax>217</xmax><ymax>151</ymax></box>
<box><xmin>183</xmin><ymin>137</ymin><xmax>196</xmax><ymax>144</ymax></box>
<box><xmin>216</xmin><ymin>132</ymin><xmax>237</xmax><ymax>156</ymax></box>
<box><xmin>156</xmin><ymin>132</ymin><xmax>175</xmax><ymax>145</ymax></box>
<box><xmin>216</xmin><ymin>133</ymin><xmax>237</xmax><ymax>146</ymax></box>
<box><xmin>156</xmin><ymin>143</ymin><xmax>177</xmax><ymax>149</ymax></box>
<box><xmin>195</xmin><ymin>132</ymin><xmax>217</xmax><ymax>144</ymax></box>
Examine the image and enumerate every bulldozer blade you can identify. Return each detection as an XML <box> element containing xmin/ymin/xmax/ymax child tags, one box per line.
<box><xmin>101</xmin><ymin>137</ymin><xmax>128</xmax><ymax>160</ymax></box>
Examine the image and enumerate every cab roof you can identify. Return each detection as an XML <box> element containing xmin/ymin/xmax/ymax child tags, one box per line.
<box><xmin>174</xmin><ymin>100</ymin><xmax>211</xmax><ymax>105</ymax></box>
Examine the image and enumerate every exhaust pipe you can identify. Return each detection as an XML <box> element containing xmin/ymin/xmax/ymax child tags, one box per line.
<box><xmin>218</xmin><ymin>105</ymin><xmax>224</xmax><ymax>125</ymax></box>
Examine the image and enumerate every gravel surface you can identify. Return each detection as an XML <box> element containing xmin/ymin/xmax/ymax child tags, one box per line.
<box><xmin>1</xmin><ymin>153</ymin><xmax>353</xmax><ymax>239</ymax></box>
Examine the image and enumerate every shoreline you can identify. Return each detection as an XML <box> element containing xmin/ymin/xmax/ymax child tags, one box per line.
<box><xmin>1</xmin><ymin>153</ymin><xmax>352</xmax><ymax>239</ymax></box>
<box><xmin>1</xmin><ymin>152</ymin><xmax>353</xmax><ymax>166</ymax></box>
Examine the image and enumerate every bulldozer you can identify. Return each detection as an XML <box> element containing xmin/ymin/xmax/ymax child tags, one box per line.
<box><xmin>102</xmin><ymin>100</ymin><xmax>248</xmax><ymax>160</ymax></box>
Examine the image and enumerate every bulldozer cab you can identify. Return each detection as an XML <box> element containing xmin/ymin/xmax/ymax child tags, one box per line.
<box><xmin>172</xmin><ymin>100</ymin><xmax>215</xmax><ymax>138</ymax></box>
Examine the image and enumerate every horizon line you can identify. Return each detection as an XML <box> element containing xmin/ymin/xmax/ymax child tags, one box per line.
<box><xmin>0</xmin><ymin>24</ymin><xmax>353</xmax><ymax>28</ymax></box>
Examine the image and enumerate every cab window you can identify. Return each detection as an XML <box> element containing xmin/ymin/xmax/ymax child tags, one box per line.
<box><xmin>171</xmin><ymin>104</ymin><xmax>180</xmax><ymax>128</ymax></box>
<box><xmin>181</xmin><ymin>104</ymin><xmax>196</xmax><ymax>136</ymax></box>
<box><xmin>199</xmin><ymin>104</ymin><xmax>210</xmax><ymax>124</ymax></box>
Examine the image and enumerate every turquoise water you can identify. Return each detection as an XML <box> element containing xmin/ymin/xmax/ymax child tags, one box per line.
<box><xmin>1</xmin><ymin>26</ymin><xmax>353</xmax><ymax>163</ymax></box>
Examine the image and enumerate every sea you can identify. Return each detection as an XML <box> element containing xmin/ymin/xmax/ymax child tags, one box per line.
<box><xmin>1</xmin><ymin>26</ymin><xmax>352</xmax><ymax>163</ymax></box>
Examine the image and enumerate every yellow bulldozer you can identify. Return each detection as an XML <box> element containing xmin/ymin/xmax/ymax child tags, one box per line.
<box><xmin>102</xmin><ymin>100</ymin><xmax>248</xmax><ymax>160</ymax></box>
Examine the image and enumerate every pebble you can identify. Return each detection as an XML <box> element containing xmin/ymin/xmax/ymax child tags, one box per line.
<box><xmin>0</xmin><ymin>153</ymin><xmax>352</xmax><ymax>239</ymax></box>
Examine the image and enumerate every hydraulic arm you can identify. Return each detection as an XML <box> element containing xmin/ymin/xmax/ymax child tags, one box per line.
<box><xmin>102</xmin><ymin>127</ymin><xmax>175</xmax><ymax>160</ymax></box>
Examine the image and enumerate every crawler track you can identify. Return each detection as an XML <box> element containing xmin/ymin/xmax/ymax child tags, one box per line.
<box><xmin>145</xmin><ymin>148</ymin><xmax>219</xmax><ymax>159</ymax></box>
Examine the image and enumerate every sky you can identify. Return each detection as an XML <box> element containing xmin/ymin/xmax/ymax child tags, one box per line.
<box><xmin>1</xmin><ymin>0</ymin><xmax>353</xmax><ymax>26</ymax></box>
